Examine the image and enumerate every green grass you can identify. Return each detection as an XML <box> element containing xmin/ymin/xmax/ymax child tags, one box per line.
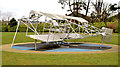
<box><xmin>70</xmin><ymin>35</ymin><xmax>118</xmax><ymax>45</ymax></box>
<box><xmin>2</xmin><ymin>32</ymin><xmax>40</xmax><ymax>45</ymax></box>
<box><xmin>113</xmin><ymin>33</ymin><xmax>119</xmax><ymax>35</ymax></box>
<box><xmin>2</xmin><ymin>32</ymin><xmax>118</xmax><ymax>45</ymax></box>
<box><xmin>1</xmin><ymin>32</ymin><xmax>119</xmax><ymax>65</ymax></box>
<box><xmin>2</xmin><ymin>51</ymin><xmax>118</xmax><ymax>65</ymax></box>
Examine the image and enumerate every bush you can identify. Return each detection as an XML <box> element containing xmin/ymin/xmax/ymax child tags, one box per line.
<box><xmin>2</xmin><ymin>24</ymin><xmax>8</xmax><ymax>32</ymax></box>
<box><xmin>107</xmin><ymin>22</ymin><xmax>116</xmax><ymax>29</ymax></box>
<box><xmin>18</xmin><ymin>23</ymin><xmax>27</xmax><ymax>32</ymax></box>
<box><xmin>89</xmin><ymin>22</ymin><xmax>106</xmax><ymax>29</ymax></box>
<box><xmin>2</xmin><ymin>21</ymin><xmax>118</xmax><ymax>33</ymax></box>
<box><xmin>8</xmin><ymin>26</ymin><xmax>17</xmax><ymax>32</ymax></box>
<box><xmin>89</xmin><ymin>21</ymin><xmax>119</xmax><ymax>33</ymax></box>
<box><xmin>8</xmin><ymin>18</ymin><xmax>17</xmax><ymax>27</ymax></box>
<box><xmin>17</xmin><ymin>23</ymin><xmax>50</xmax><ymax>32</ymax></box>
<box><xmin>18</xmin><ymin>26</ymin><xmax>27</xmax><ymax>32</ymax></box>
<box><xmin>106</xmin><ymin>21</ymin><xmax>118</xmax><ymax>33</ymax></box>
<box><xmin>114</xmin><ymin>25</ymin><xmax>119</xmax><ymax>33</ymax></box>
<box><xmin>37</xmin><ymin>23</ymin><xmax>50</xmax><ymax>32</ymax></box>
<box><xmin>114</xmin><ymin>21</ymin><xmax>119</xmax><ymax>33</ymax></box>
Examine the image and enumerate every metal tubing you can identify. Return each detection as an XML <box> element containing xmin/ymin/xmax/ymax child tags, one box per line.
<box><xmin>11</xmin><ymin>22</ymin><xmax>20</xmax><ymax>47</ymax></box>
<box><xmin>22</xmin><ymin>22</ymin><xmax>39</xmax><ymax>35</ymax></box>
<box><xmin>35</xmin><ymin>39</ymin><xmax>37</xmax><ymax>50</ymax></box>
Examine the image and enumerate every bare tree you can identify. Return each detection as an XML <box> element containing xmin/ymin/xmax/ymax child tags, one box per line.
<box><xmin>86</xmin><ymin>0</ymin><xmax>90</xmax><ymax>16</ymax></box>
<box><xmin>101</xmin><ymin>3</ymin><xmax>112</xmax><ymax>25</ymax></box>
<box><xmin>58</xmin><ymin>0</ymin><xmax>90</xmax><ymax>17</ymax></box>
<box><xmin>0</xmin><ymin>11</ymin><xmax>1</xmax><ymax>16</ymax></box>
<box><xmin>1</xmin><ymin>11</ymin><xmax>14</xmax><ymax>21</ymax></box>
<box><xmin>0</xmin><ymin>10</ymin><xmax>1</xmax><ymax>19</ymax></box>
<box><xmin>91</xmin><ymin>0</ymin><xmax>117</xmax><ymax>22</ymax></box>
<box><xmin>91</xmin><ymin>0</ymin><xmax>118</xmax><ymax>26</ymax></box>
<box><xmin>91</xmin><ymin>0</ymin><xmax>103</xmax><ymax>22</ymax></box>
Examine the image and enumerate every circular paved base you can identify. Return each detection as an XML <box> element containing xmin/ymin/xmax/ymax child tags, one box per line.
<box><xmin>2</xmin><ymin>42</ymin><xmax>120</xmax><ymax>54</ymax></box>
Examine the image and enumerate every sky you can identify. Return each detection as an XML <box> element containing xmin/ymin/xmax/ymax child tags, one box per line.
<box><xmin>0</xmin><ymin>0</ymin><xmax>120</xmax><ymax>20</ymax></box>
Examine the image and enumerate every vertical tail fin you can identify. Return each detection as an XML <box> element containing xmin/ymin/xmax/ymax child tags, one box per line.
<box><xmin>101</xmin><ymin>27</ymin><xmax>113</xmax><ymax>42</ymax></box>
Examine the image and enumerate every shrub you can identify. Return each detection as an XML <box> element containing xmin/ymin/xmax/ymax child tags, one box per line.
<box><xmin>8</xmin><ymin>26</ymin><xmax>17</xmax><ymax>32</ymax></box>
<box><xmin>2</xmin><ymin>24</ymin><xmax>8</xmax><ymax>32</ymax></box>
<box><xmin>107</xmin><ymin>22</ymin><xmax>116</xmax><ymax>29</ymax></box>
<box><xmin>89</xmin><ymin>22</ymin><xmax>106</xmax><ymax>29</ymax></box>
<box><xmin>114</xmin><ymin>21</ymin><xmax>119</xmax><ymax>33</ymax></box>
<box><xmin>114</xmin><ymin>25</ymin><xmax>119</xmax><ymax>33</ymax></box>
<box><xmin>8</xmin><ymin>18</ymin><xmax>17</xmax><ymax>27</ymax></box>
<box><xmin>18</xmin><ymin>26</ymin><xmax>27</xmax><ymax>32</ymax></box>
<box><xmin>106</xmin><ymin>21</ymin><xmax>118</xmax><ymax>33</ymax></box>
<box><xmin>18</xmin><ymin>23</ymin><xmax>27</xmax><ymax>32</ymax></box>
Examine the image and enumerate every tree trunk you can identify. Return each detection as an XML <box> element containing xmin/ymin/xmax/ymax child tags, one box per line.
<box><xmin>77</xmin><ymin>0</ymin><xmax>78</xmax><ymax>17</ymax></box>
<box><xmin>86</xmin><ymin>0</ymin><xmax>90</xmax><ymax>16</ymax></box>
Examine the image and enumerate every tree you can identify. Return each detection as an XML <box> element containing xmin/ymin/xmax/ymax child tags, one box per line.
<box><xmin>0</xmin><ymin>10</ymin><xmax>1</xmax><ymax>17</ymax></box>
<box><xmin>1</xmin><ymin>11</ymin><xmax>14</xmax><ymax>21</ymax></box>
<box><xmin>109</xmin><ymin>4</ymin><xmax>120</xmax><ymax>11</ymax></box>
<box><xmin>58</xmin><ymin>0</ymin><xmax>91</xmax><ymax>22</ymax></box>
<box><xmin>0</xmin><ymin>10</ymin><xmax>2</xmax><ymax>20</ymax></box>
<box><xmin>8</xmin><ymin>18</ymin><xmax>17</xmax><ymax>27</ymax></box>
<box><xmin>58</xmin><ymin>0</ymin><xmax>90</xmax><ymax>17</ymax></box>
<box><xmin>90</xmin><ymin>11</ymin><xmax>96</xmax><ymax>23</ymax></box>
<box><xmin>91</xmin><ymin>0</ymin><xmax>118</xmax><ymax>24</ymax></box>
<box><xmin>91</xmin><ymin>0</ymin><xmax>103</xmax><ymax>22</ymax></box>
<box><xmin>86</xmin><ymin>0</ymin><xmax>90</xmax><ymax>16</ymax></box>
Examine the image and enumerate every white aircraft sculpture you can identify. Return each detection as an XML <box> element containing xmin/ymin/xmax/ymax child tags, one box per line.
<box><xmin>12</xmin><ymin>10</ymin><xmax>113</xmax><ymax>50</ymax></box>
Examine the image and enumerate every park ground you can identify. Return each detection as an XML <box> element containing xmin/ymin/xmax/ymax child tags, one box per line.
<box><xmin>1</xmin><ymin>32</ymin><xmax>119</xmax><ymax>65</ymax></box>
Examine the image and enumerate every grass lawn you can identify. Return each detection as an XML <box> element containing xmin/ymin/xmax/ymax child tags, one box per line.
<box><xmin>2</xmin><ymin>51</ymin><xmax>118</xmax><ymax>65</ymax></box>
<box><xmin>1</xmin><ymin>32</ymin><xmax>119</xmax><ymax>65</ymax></box>
<box><xmin>2</xmin><ymin>32</ymin><xmax>118</xmax><ymax>45</ymax></box>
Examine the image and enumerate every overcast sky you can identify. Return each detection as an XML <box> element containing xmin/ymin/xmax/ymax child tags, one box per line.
<box><xmin>0</xmin><ymin>0</ymin><xmax>120</xmax><ymax>20</ymax></box>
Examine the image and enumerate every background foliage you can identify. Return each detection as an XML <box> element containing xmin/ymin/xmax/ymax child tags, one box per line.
<box><xmin>2</xmin><ymin>21</ymin><xmax>118</xmax><ymax>33</ymax></box>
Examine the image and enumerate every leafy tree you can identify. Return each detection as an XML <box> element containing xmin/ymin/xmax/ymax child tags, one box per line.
<box><xmin>8</xmin><ymin>18</ymin><xmax>17</xmax><ymax>27</ymax></box>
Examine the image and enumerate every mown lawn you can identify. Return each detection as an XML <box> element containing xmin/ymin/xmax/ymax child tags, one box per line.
<box><xmin>2</xmin><ymin>51</ymin><xmax>118</xmax><ymax>65</ymax></box>
<box><xmin>2</xmin><ymin>32</ymin><xmax>118</xmax><ymax>45</ymax></box>
<box><xmin>2</xmin><ymin>32</ymin><xmax>36</xmax><ymax>45</ymax></box>
<box><xmin>1</xmin><ymin>32</ymin><xmax>119</xmax><ymax>65</ymax></box>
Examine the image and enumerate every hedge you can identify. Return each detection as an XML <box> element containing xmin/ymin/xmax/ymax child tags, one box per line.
<box><xmin>89</xmin><ymin>21</ymin><xmax>119</xmax><ymax>33</ymax></box>
<box><xmin>2</xmin><ymin>24</ymin><xmax>8</xmax><ymax>32</ymax></box>
<box><xmin>2</xmin><ymin>21</ymin><xmax>118</xmax><ymax>33</ymax></box>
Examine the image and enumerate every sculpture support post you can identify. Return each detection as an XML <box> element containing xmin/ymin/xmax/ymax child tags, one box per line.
<box><xmin>11</xmin><ymin>22</ymin><xmax>20</xmax><ymax>47</ymax></box>
<box><xmin>35</xmin><ymin>39</ymin><xmax>37</xmax><ymax>50</ymax></box>
<box><xmin>101</xmin><ymin>35</ymin><xmax>104</xmax><ymax>48</ymax></box>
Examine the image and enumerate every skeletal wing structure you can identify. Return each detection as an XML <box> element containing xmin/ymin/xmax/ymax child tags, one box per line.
<box><xmin>12</xmin><ymin>10</ymin><xmax>113</xmax><ymax>47</ymax></box>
